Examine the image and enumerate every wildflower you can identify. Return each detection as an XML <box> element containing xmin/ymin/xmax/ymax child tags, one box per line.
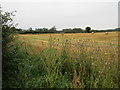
<box><xmin>105</xmin><ymin>53</ymin><xmax>108</xmax><ymax>55</ymax></box>
<box><xmin>91</xmin><ymin>57</ymin><xmax>94</xmax><ymax>60</ymax></box>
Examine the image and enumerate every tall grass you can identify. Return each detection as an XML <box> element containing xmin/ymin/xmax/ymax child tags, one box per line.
<box><xmin>4</xmin><ymin>33</ymin><xmax>118</xmax><ymax>88</ymax></box>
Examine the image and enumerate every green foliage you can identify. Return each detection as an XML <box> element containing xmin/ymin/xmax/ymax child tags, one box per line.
<box><xmin>85</xmin><ymin>27</ymin><xmax>91</xmax><ymax>33</ymax></box>
<box><xmin>63</xmin><ymin>28</ymin><xmax>84</xmax><ymax>33</ymax></box>
<box><xmin>12</xmin><ymin>36</ymin><xmax>118</xmax><ymax>88</ymax></box>
<box><xmin>49</xmin><ymin>26</ymin><xmax>57</xmax><ymax>33</ymax></box>
<box><xmin>2</xmin><ymin>11</ymin><xmax>20</xmax><ymax>87</ymax></box>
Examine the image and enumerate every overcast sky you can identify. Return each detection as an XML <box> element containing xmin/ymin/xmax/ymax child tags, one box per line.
<box><xmin>1</xmin><ymin>0</ymin><xmax>119</xmax><ymax>30</ymax></box>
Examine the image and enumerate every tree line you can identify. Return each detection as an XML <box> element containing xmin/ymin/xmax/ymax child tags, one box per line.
<box><xmin>14</xmin><ymin>26</ymin><xmax>119</xmax><ymax>34</ymax></box>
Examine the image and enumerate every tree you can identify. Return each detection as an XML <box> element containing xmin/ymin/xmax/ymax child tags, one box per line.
<box><xmin>72</xmin><ymin>28</ymin><xmax>82</xmax><ymax>33</ymax></box>
<box><xmin>85</xmin><ymin>27</ymin><xmax>91</xmax><ymax>33</ymax></box>
<box><xmin>2</xmin><ymin>11</ymin><xmax>17</xmax><ymax>52</ymax></box>
<box><xmin>2</xmin><ymin>11</ymin><xmax>20</xmax><ymax>87</ymax></box>
<box><xmin>42</xmin><ymin>28</ymin><xmax>48</xmax><ymax>32</ymax></box>
<box><xmin>62</xmin><ymin>28</ymin><xmax>72</xmax><ymax>33</ymax></box>
<box><xmin>28</xmin><ymin>27</ymin><xmax>33</xmax><ymax>31</ymax></box>
<box><xmin>49</xmin><ymin>26</ymin><xmax>57</xmax><ymax>33</ymax></box>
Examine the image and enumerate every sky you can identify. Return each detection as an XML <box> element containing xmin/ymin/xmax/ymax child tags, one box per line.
<box><xmin>1</xmin><ymin>0</ymin><xmax>119</xmax><ymax>30</ymax></box>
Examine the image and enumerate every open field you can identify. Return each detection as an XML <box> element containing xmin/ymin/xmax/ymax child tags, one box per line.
<box><xmin>16</xmin><ymin>32</ymin><xmax>118</xmax><ymax>88</ymax></box>
<box><xmin>19</xmin><ymin>32</ymin><xmax>118</xmax><ymax>49</ymax></box>
<box><xmin>18</xmin><ymin>32</ymin><xmax>118</xmax><ymax>56</ymax></box>
<box><xmin>19</xmin><ymin>32</ymin><xmax>118</xmax><ymax>42</ymax></box>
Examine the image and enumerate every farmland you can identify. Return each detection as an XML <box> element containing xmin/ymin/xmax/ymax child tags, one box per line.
<box><xmin>19</xmin><ymin>32</ymin><xmax>118</xmax><ymax>51</ymax></box>
<box><xmin>15</xmin><ymin>32</ymin><xmax>119</xmax><ymax>88</ymax></box>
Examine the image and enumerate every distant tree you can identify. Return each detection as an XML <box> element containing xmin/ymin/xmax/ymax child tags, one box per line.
<box><xmin>42</xmin><ymin>28</ymin><xmax>48</xmax><ymax>32</ymax></box>
<box><xmin>27</xmin><ymin>27</ymin><xmax>34</xmax><ymax>33</ymax></box>
<box><xmin>62</xmin><ymin>28</ymin><xmax>72</xmax><ymax>33</ymax></box>
<box><xmin>62</xmin><ymin>28</ymin><xmax>84</xmax><ymax>33</ymax></box>
<box><xmin>35</xmin><ymin>28</ymin><xmax>43</xmax><ymax>33</ymax></box>
<box><xmin>72</xmin><ymin>28</ymin><xmax>82</xmax><ymax>33</ymax></box>
<box><xmin>49</xmin><ymin>26</ymin><xmax>57</xmax><ymax>33</ymax></box>
<box><xmin>28</xmin><ymin>27</ymin><xmax>33</xmax><ymax>31</ymax></box>
<box><xmin>35</xmin><ymin>28</ymin><xmax>49</xmax><ymax>33</ymax></box>
<box><xmin>85</xmin><ymin>27</ymin><xmax>91</xmax><ymax>33</ymax></box>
